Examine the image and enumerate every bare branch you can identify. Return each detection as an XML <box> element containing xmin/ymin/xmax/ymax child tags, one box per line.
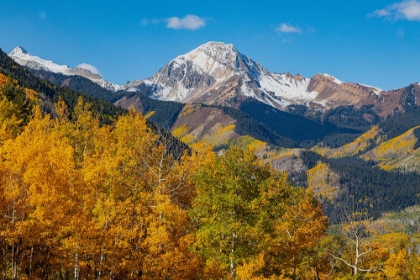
<box><xmin>329</xmin><ymin>254</ymin><xmax>355</xmax><ymax>270</ymax></box>
<box><xmin>357</xmin><ymin>248</ymin><xmax>374</xmax><ymax>259</ymax></box>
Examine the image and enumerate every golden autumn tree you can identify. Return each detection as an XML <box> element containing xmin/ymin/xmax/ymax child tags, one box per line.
<box><xmin>329</xmin><ymin>212</ymin><xmax>385</xmax><ymax>278</ymax></box>
<box><xmin>78</xmin><ymin>108</ymin><xmax>201</xmax><ymax>279</ymax></box>
<box><xmin>265</xmin><ymin>190</ymin><xmax>329</xmax><ymax>279</ymax></box>
<box><xmin>0</xmin><ymin>95</ymin><xmax>203</xmax><ymax>279</ymax></box>
<box><xmin>0</xmin><ymin>107</ymin><xmax>89</xmax><ymax>278</ymax></box>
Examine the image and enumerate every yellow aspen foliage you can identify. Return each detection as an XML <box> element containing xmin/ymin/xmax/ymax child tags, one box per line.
<box><xmin>307</xmin><ymin>162</ymin><xmax>340</xmax><ymax>201</ymax></box>
<box><xmin>267</xmin><ymin>190</ymin><xmax>329</xmax><ymax>279</ymax></box>
<box><xmin>0</xmin><ymin>79</ymin><xmax>38</xmax><ymax>142</ymax></box>
<box><xmin>0</xmin><ymin>73</ymin><xmax>8</xmax><ymax>85</ymax></box>
<box><xmin>236</xmin><ymin>253</ymin><xmax>267</xmax><ymax>280</ymax></box>
<box><xmin>78</xmin><ymin>108</ymin><xmax>201</xmax><ymax>278</ymax></box>
<box><xmin>0</xmin><ymin>97</ymin><xmax>203</xmax><ymax>278</ymax></box>
<box><xmin>0</xmin><ymin>97</ymin><xmax>22</xmax><ymax>141</ymax></box>
<box><xmin>0</xmin><ymin>107</ymin><xmax>84</xmax><ymax>277</ymax></box>
<box><xmin>384</xmin><ymin>250</ymin><xmax>409</xmax><ymax>279</ymax></box>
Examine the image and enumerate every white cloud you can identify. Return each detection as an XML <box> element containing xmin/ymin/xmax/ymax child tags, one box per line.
<box><xmin>166</xmin><ymin>15</ymin><xmax>206</xmax><ymax>30</ymax></box>
<box><xmin>371</xmin><ymin>0</ymin><xmax>420</xmax><ymax>21</ymax></box>
<box><xmin>77</xmin><ymin>63</ymin><xmax>101</xmax><ymax>75</ymax></box>
<box><xmin>372</xmin><ymin>9</ymin><xmax>391</xmax><ymax>17</ymax></box>
<box><xmin>276</xmin><ymin>23</ymin><xmax>301</xmax><ymax>33</ymax></box>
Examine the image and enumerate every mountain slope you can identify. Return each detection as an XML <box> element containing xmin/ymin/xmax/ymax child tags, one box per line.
<box><xmin>239</xmin><ymin>98</ymin><xmax>360</xmax><ymax>146</ymax></box>
<box><xmin>28</xmin><ymin>69</ymin><xmax>125</xmax><ymax>103</ymax></box>
<box><xmin>5</xmin><ymin>45</ymin><xmax>420</xmax><ymax>224</ymax></box>
<box><xmin>361</xmin><ymin>126</ymin><xmax>420</xmax><ymax>171</ymax></box>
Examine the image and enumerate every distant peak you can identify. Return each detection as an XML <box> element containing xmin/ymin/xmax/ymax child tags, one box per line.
<box><xmin>9</xmin><ymin>46</ymin><xmax>29</xmax><ymax>56</ymax></box>
<box><xmin>200</xmin><ymin>41</ymin><xmax>234</xmax><ymax>47</ymax></box>
<box><xmin>195</xmin><ymin>41</ymin><xmax>237</xmax><ymax>52</ymax></box>
<box><xmin>317</xmin><ymin>73</ymin><xmax>343</xmax><ymax>85</ymax></box>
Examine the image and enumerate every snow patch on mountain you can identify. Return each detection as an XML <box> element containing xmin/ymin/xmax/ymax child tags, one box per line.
<box><xmin>358</xmin><ymin>83</ymin><xmax>383</xmax><ymax>95</ymax></box>
<box><xmin>321</xmin><ymin>73</ymin><xmax>342</xmax><ymax>85</ymax></box>
<box><xmin>77</xmin><ymin>63</ymin><xmax>101</xmax><ymax>75</ymax></box>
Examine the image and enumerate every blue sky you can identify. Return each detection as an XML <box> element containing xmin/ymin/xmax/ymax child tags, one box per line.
<box><xmin>1</xmin><ymin>0</ymin><xmax>419</xmax><ymax>90</ymax></box>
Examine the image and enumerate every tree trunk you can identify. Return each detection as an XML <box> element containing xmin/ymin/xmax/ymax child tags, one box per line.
<box><xmin>11</xmin><ymin>244</ymin><xmax>16</xmax><ymax>280</ymax></box>
<box><xmin>29</xmin><ymin>246</ymin><xmax>33</xmax><ymax>279</ymax></box>
<box><xmin>354</xmin><ymin>237</ymin><xmax>359</xmax><ymax>275</ymax></box>
<box><xmin>3</xmin><ymin>239</ymin><xmax>6</xmax><ymax>280</ymax></box>
<box><xmin>230</xmin><ymin>231</ymin><xmax>236</xmax><ymax>279</ymax></box>
<box><xmin>74</xmin><ymin>253</ymin><xmax>79</xmax><ymax>280</ymax></box>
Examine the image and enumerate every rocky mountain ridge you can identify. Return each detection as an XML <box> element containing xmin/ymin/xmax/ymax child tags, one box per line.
<box><xmin>9</xmin><ymin>46</ymin><xmax>121</xmax><ymax>92</ymax></box>
<box><xmin>122</xmin><ymin>42</ymin><xmax>400</xmax><ymax>114</ymax></box>
<box><xmin>124</xmin><ymin>42</ymin><xmax>325</xmax><ymax>109</ymax></box>
<box><xmin>9</xmin><ymin>42</ymin><xmax>420</xmax><ymax>118</ymax></box>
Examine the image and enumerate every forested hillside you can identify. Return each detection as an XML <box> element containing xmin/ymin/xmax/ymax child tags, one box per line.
<box><xmin>240</xmin><ymin>99</ymin><xmax>358</xmax><ymax>142</ymax></box>
<box><xmin>300</xmin><ymin>151</ymin><xmax>420</xmax><ymax>221</ymax></box>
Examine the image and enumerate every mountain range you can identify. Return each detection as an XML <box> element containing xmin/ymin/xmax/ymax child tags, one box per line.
<box><xmin>9</xmin><ymin>42</ymin><xmax>420</xmax><ymax>120</ymax></box>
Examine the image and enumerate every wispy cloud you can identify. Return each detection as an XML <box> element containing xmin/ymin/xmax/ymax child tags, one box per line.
<box><xmin>140</xmin><ymin>18</ymin><xmax>149</xmax><ymax>26</ymax></box>
<box><xmin>77</xmin><ymin>63</ymin><xmax>101</xmax><ymax>75</ymax></box>
<box><xmin>370</xmin><ymin>0</ymin><xmax>420</xmax><ymax>21</ymax></box>
<box><xmin>39</xmin><ymin>11</ymin><xmax>47</xmax><ymax>21</ymax></box>
<box><xmin>140</xmin><ymin>18</ymin><xmax>160</xmax><ymax>27</ymax></box>
<box><xmin>276</xmin><ymin>23</ymin><xmax>301</xmax><ymax>33</ymax></box>
<box><xmin>166</xmin><ymin>15</ymin><xmax>206</xmax><ymax>30</ymax></box>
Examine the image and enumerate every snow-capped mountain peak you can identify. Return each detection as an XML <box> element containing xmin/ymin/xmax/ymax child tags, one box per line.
<box><xmin>9</xmin><ymin>46</ymin><xmax>71</xmax><ymax>73</ymax></box>
<box><xmin>170</xmin><ymin>41</ymin><xmax>242</xmax><ymax>80</ymax></box>
<box><xmin>124</xmin><ymin>41</ymin><xmax>315</xmax><ymax>108</ymax></box>
<box><xmin>320</xmin><ymin>73</ymin><xmax>343</xmax><ymax>85</ymax></box>
<box><xmin>190</xmin><ymin>41</ymin><xmax>237</xmax><ymax>59</ymax></box>
<box><xmin>8</xmin><ymin>46</ymin><xmax>122</xmax><ymax>92</ymax></box>
<box><xmin>9</xmin><ymin>46</ymin><xmax>29</xmax><ymax>56</ymax></box>
<box><xmin>123</xmin><ymin>41</ymin><xmax>388</xmax><ymax>112</ymax></box>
